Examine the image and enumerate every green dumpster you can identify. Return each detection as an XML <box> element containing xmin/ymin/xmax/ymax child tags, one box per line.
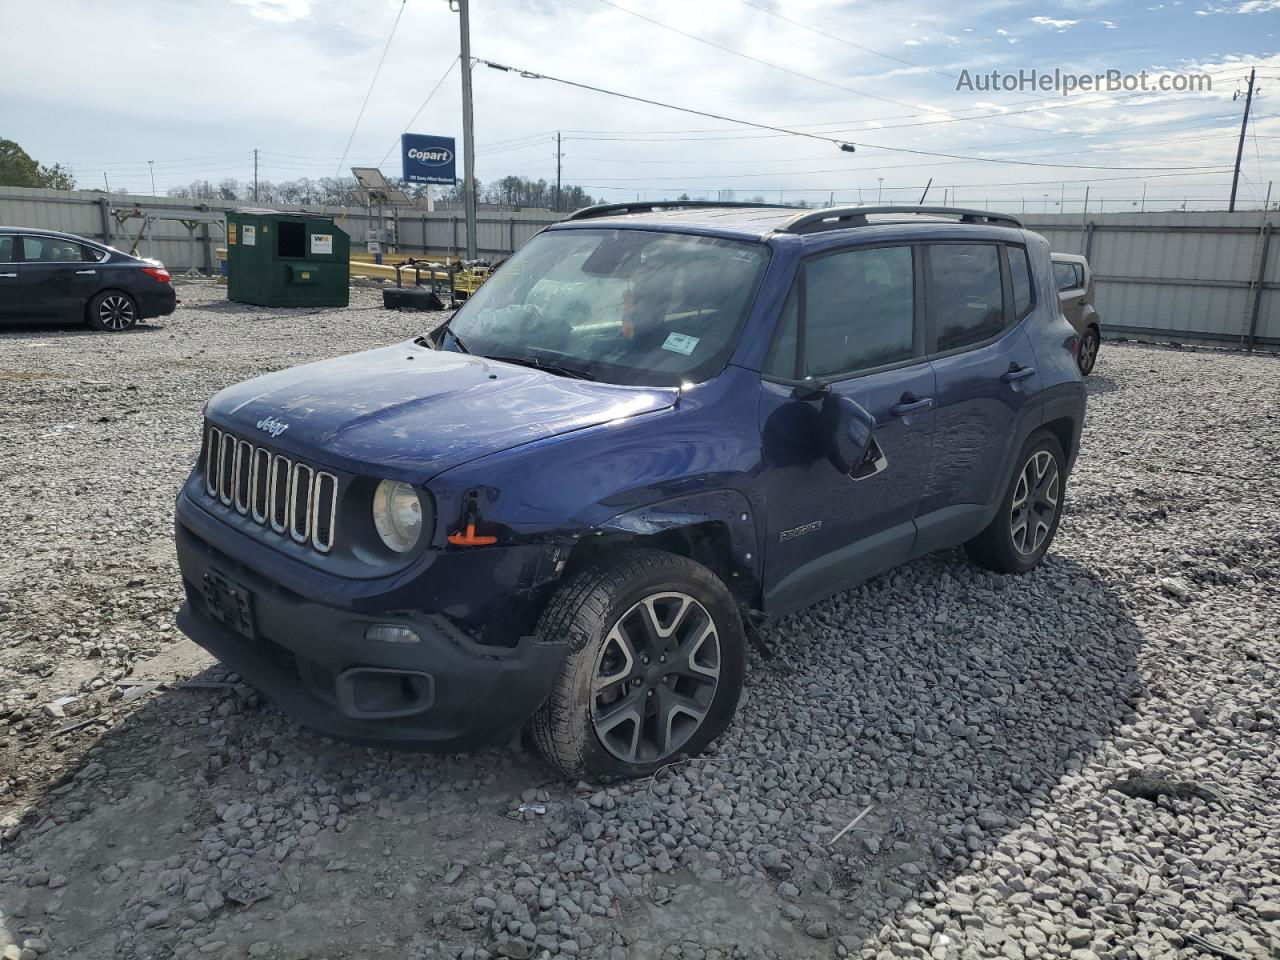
<box><xmin>226</xmin><ymin>209</ymin><xmax>350</xmax><ymax>307</ymax></box>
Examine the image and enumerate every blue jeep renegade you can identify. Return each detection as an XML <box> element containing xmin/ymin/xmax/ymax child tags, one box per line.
<box><xmin>175</xmin><ymin>203</ymin><xmax>1086</xmax><ymax>779</ymax></box>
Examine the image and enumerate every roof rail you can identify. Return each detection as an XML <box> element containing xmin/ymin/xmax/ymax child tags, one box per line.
<box><xmin>563</xmin><ymin>200</ymin><xmax>794</xmax><ymax>222</ymax></box>
<box><xmin>776</xmin><ymin>205</ymin><xmax>1023</xmax><ymax>234</ymax></box>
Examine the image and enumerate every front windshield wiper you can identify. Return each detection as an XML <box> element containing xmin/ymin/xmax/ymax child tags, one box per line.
<box><xmin>416</xmin><ymin>329</ymin><xmax>469</xmax><ymax>354</ymax></box>
<box><xmin>485</xmin><ymin>354</ymin><xmax>595</xmax><ymax>381</ymax></box>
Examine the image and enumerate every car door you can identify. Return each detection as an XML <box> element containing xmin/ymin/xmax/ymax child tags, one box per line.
<box><xmin>18</xmin><ymin>235</ymin><xmax>105</xmax><ymax>320</ymax></box>
<box><xmin>914</xmin><ymin>242</ymin><xmax>1043</xmax><ymax>552</ymax></box>
<box><xmin>0</xmin><ymin>235</ymin><xmax>20</xmax><ymax>320</ymax></box>
<box><xmin>758</xmin><ymin>243</ymin><xmax>936</xmax><ymax>614</ymax></box>
<box><xmin>1054</xmin><ymin>260</ymin><xmax>1086</xmax><ymax>331</ymax></box>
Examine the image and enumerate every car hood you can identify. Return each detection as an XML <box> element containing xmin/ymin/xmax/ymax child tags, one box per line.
<box><xmin>205</xmin><ymin>340</ymin><xmax>678</xmax><ymax>480</ymax></box>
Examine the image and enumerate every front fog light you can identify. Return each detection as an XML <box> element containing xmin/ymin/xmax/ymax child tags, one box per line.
<box><xmin>365</xmin><ymin>624</ymin><xmax>421</xmax><ymax>644</ymax></box>
<box><xmin>372</xmin><ymin>479</ymin><xmax>423</xmax><ymax>553</ymax></box>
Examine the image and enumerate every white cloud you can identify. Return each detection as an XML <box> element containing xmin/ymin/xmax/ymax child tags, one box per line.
<box><xmin>1100</xmin><ymin>19</ymin><xmax>1120</xmax><ymax>27</ymax></box>
<box><xmin>232</xmin><ymin>0</ymin><xmax>312</xmax><ymax>23</ymax></box>
<box><xmin>1030</xmin><ymin>15</ymin><xmax>1082</xmax><ymax>29</ymax></box>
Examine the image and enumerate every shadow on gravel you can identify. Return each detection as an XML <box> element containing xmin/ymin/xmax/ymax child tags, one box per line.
<box><xmin>704</xmin><ymin>549</ymin><xmax>1146</xmax><ymax>955</ymax></box>
<box><xmin>1085</xmin><ymin>374</ymin><xmax>1121</xmax><ymax>396</ymax></box>
<box><xmin>0</xmin><ymin>322</ymin><xmax>165</xmax><ymax>338</ymax></box>
<box><xmin>1</xmin><ymin>551</ymin><xmax>1144</xmax><ymax>958</ymax></box>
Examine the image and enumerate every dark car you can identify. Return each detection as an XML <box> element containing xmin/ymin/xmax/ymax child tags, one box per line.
<box><xmin>1052</xmin><ymin>252</ymin><xmax>1103</xmax><ymax>375</ymax></box>
<box><xmin>0</xmin><ymin>227</ymin><xmax>176</xmax><ymax>331</ymax></box>
<box><xmin>174</xmin><ymin>203</ymin><xmax>1086</xmax><ymax>779</ymax></box>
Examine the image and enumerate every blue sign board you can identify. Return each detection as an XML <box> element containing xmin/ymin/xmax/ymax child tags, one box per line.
<box><xmin>401</xmin><ymin>134</ymin><xmax>457</xmax><ymax>185</ymax></box>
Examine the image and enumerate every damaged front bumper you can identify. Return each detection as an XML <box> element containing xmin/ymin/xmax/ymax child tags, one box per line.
<box><xmin>174</xmin><ymin>492</ymin><xmax>569</xmax><ymax>751</ymax></box>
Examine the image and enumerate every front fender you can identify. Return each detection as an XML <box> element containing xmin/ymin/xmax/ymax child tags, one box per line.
<box><xmin>596</xmin><ymin>489</ymin><xmax>762</xmax><ymax>590</ymax></box>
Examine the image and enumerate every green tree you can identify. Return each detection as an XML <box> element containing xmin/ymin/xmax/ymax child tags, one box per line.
<box><xmin>0</xmin><ymin>139</ymin><xmax>75</xmax><ymax>189</ymax></box>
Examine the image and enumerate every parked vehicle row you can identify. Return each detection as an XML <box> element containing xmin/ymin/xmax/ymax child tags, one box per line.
<box><xmin>0</xmin><ymin>227</ymin><xmax>175</xmax><ymax>331</ymax></box>
<box><xmin>174</xmin><ymin>203</ymin><xmax>1088</xmax><ymax>779</ymax></box>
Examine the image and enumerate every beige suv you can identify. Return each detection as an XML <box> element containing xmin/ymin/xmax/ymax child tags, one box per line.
<box><xmin>1052</xmin><ymin>253</ymin><xmax>1102</xmax><ymax>375</ymax></box>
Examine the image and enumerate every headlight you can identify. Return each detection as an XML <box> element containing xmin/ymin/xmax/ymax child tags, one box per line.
<box><xmin>372</xmin><ymin>480</ymin><xmax>423</xmax><ymax>553</ymax></box>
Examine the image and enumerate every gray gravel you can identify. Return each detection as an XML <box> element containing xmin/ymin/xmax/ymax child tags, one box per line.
<box><xmin>1</xmin><ymin>284</ymin><xmax>1278</xmax><ymax>959</ymax></box>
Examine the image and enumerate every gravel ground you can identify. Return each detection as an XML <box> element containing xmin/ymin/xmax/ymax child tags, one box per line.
<box><xmin>1</xmin><ymin>282</ymin><xmax>1278</xmax><ymax>960</ymax></box>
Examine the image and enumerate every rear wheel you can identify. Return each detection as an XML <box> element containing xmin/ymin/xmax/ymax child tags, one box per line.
<box><xmin>964</xmin><ymin>431</ymin><xmax>1066</xmax><ymax>574</ymax></box>
<box><xmin>531</xmin><ymin>549</ymin><xmax>746</xmax><ymax>780</ymax></box>
<box><xmin>1077</xmin><ymin>327</ymin><xmax>1099</xmax><ymax>375</ymax></box>
<box><xmin>88</xmin><ymin>291</ymin><xmax>138</xmax><ymax>332</ymax></box>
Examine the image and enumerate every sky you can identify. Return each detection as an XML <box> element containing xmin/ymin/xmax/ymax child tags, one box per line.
<box><xmin>1</xmin><ymin>0</ymin><xmax>1277</xmax><ymax>212</ymax></box>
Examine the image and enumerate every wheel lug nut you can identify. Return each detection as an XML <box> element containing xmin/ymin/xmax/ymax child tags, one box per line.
<box><xmin>641</xmin><ymin>656</ymin><xmax>649</xmax><ymax>665</ymax></box>
<box><xmin>646</xmin><ymin>689</ymin><xmax>653</xmax><ymax>697</ymax></box>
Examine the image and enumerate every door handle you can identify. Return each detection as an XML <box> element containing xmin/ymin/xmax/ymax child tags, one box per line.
<box><xmin>76</xmin><ymin>269</ymin><xmax>97</xmax><ymax>275</ymax></box>
<box><xmin>890</xmin><ymin>395</ymin><xmax>935</xmax><ymax>417</ymax></box>
<box><xmin>1001</xmin><ymin>364</ymin><xmax>1037</xmax><ymax>383</ymax></box>
<box><xmin>0</xmin><ymin>272</ymin><xmax>15</xmax><ymax>278</ymax></box>
<box><xmin>1076</xmin><ymin>297</ymin><xmax>1087</xmax><ymax>305</ymax></box>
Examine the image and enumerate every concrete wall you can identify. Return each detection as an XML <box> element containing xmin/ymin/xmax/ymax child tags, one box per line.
<box><xmin>0</xmin><ymin>186</ymin><xmax>560</xmax><ymax>272</ymax></box>
<box><xmin>3</xmin><ymin>187</ymin><xmax>1276</xmax><ymax>349</ymax></box>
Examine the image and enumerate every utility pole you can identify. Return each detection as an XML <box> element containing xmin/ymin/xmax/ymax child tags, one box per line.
<box><xmin>555</xmin><ymin>131</ymin><xmax>562</xmax><ymax>213</ymax></box>
<box><xmin>103</xmin><ymin>172</ymin><xmax>110</xmax><ymax>192</ymax></box>
<box><xmin>1229</xmin><ymin>68</ymin><xmax>1256</xmax><ymax>213</ymax></box>
<box><xmin>147</xmin><ymin>160</ymin><xmax>156</xmax><ymax>197</ymax></box>
<box><xmin>253</xmin><ymin>149</ymin><xmax>259</xmax><ymax>202</ymax></box>
<box><xmin>1140</xmin><ymin>181</ymin><xmax>1147</xmax><ymax>212</ymax></box>
<box><xmin>456</xmin><ymin>0</ymin><xmax>478</xmax><ymax>259</ymax></box>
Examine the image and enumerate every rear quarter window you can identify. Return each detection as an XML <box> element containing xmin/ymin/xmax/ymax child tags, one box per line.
<box><xmin>1006</xmin><ymin>246</ymin><xmax>1033</xmax><ymax>320</ymax></box>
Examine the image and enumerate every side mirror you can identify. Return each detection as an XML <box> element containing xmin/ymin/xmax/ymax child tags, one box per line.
<box><xmin>819</xmin><ymin>394</ymin><xmax>876</xmax><ymax>475</ymax></box>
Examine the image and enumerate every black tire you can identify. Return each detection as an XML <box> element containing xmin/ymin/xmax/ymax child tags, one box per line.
<box><xmin>87</xmin><ymin>291</ymin><xmax>139</xmax><ymax>332</ymax></box>
<box><xmin>964</xmin><ymin>431</ymin><xmax>1067</xmax><ymax>575</ymax></box>
<box><xmin>530</xmin><ymin>549</ymin><xmax>746</xmax><ymax>780</ymax></box>
<box><xmin>1077</xmin><ymin>326</ymin><xmax>1099</xmax><ymax>376</ymax></box>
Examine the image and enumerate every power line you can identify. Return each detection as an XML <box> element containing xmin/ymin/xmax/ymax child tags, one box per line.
<box><xmin>729</xmin><ymin>0</ymin><xmax>957</xmax><ymax>78</ymax></box>
<box><xmin>591</xmin><ymin>0</ymin><xmax>945</xmax><ymax>116</ymax></box>
<box><xmin>378</xmin><ymin>56</ymin><xmax>460</xmax><ymax>167</ymax></box>
<box><xmin>476</xmin><ymin>58</ymin><xmax>1234</xmax><ymax>172</ymax></box>
<box><xmin>335</xmin><ymin>0</ymin><xmax>408</xmax><ymax>179</ymax></box>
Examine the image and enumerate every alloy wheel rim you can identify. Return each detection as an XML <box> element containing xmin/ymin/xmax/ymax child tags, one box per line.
<box><xmin>1080</xmin><ymin>334</ymin><xmax>1097</xmax><ymax>371</ymax></box>
<box><xmin>100</xmin><ymin>296</ymin><xmax>136</xmax><ymax>330</ymax></box>
<box><xmin>591</xmin><ymin>591</ymin><xmax>721</xmax><ymax>764</ymax></box>
<box><xmin>1010</xmin><ymin>450</ymin><xmax>1060</xmax><ymax>556</ymax></box>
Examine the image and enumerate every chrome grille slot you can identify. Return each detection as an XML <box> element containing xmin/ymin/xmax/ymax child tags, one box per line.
<box><xmin>233</xmin><ymin>440</ymin><xmax>253</xmax><ymax>515</ymax></box>
<box><xmin>312</xmin><ymin>472</ymin><xmax>338</xmax><ymax>553</ymax></box>
<box><xmin>289</xmin><ymin>463</ymin><xmax>313</xmax><ymax>544</ymax></box>
<box><xmin>205</xmin><ymin>426</ymin><xmax>220</xmax><ymax>497</ymax></box>
<box><xmin>217</xmin><ymin>432</ymin><xmax>235</xmax><ymax>506</ymax></box>
<box><xmin>200</xmin><ymin>423</ymin><xmax>339</xmax><ymax>554</ymax></box>
<box><xmin>269</xmin><ymin>455</ymin><xmax>292</xmax><ymax>533</ymax></box>
<box><xmin>250</xmin><ymin>447</ymin><xmax>271</xmax><ymax>523</ymax></box>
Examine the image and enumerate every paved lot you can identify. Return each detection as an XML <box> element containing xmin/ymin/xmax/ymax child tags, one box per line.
<box><xmin>1</xmin><ymin>283</ymin><xmax>1278</xmax><ymax>960</ymax></box>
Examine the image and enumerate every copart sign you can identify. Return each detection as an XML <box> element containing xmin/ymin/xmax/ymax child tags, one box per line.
<box><xmin>401</xmin><ymin>133</ymin><xmax>457</xmax><ymax>185</ymax></box>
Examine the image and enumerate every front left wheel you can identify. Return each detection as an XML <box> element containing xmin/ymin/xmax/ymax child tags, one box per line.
<box><xmin>531</xmin><ymin>549</ymin><xmax>746</xmax><ymax>780</ymax></box>
<box><xmin>88</xmin><ymin>291</ymin><xmax>138</xmax><ymax>332</ymax></box>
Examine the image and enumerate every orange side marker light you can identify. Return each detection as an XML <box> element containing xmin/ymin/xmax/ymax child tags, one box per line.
<box><xmin>448</xmin><ymin>522</ymin><xmax>497</xmax><ymax>547</ymax></box>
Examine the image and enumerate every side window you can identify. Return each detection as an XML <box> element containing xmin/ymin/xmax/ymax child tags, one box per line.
<box><xmin>929</xmin><ymin>244</ymin><xmax>1005</xmax><ymax>352</ymax></box>
<box><xmin>1053</xmin><ymin>261</ymin><xmax>1078</xmax><ymax>292</ymax></box>
<box><xmin>81</xmin><ymin>244</ymin><xmax>106</xmax><ymax>263</ymax></box>
<box><xmin>763</xmin><ymin>286</ymin><xmax>799</xmax><ymax>378</ymax></box>
<box><xmin>0</xmin><ymin>236</ymin><xmax>14</xmax><ymax>262</ymax></box>
<box><xmin>19</xmin><ymin>236</ymin><xmax>96</xmax><ymax>262</ymax></box>
<box><xmin>802</xmin><ymin>246</ymin><xmax>915</xmax><ymax>378</ymax></box>
<box><xmin>1006</xmin><ymin>246</ymin><xmax>1033</xmax><ymax>319</ymax></box>
<box><xmin>1073</xmin><ymin>263</ymin><xmax>1085</xmax><ymax>288</ymax></box>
